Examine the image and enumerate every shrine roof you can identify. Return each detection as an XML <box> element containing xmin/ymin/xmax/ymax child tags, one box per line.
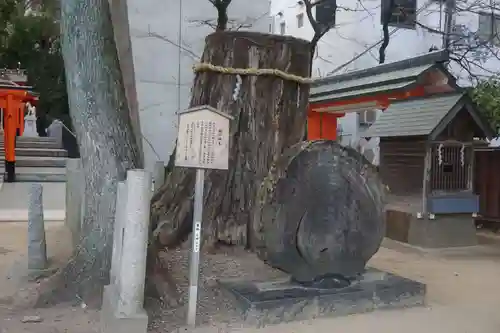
<box><xmin>362</xmin><ymin>92</ymin><xmax>495</xmax><ymax>140</ymax></box>
<box><xmin>310</xmin><ymin>50</ymin><xmax>456</xmax><ymax>104</ymax></box>
<box><xmin>0</xmin><ymin>82</ymin><xmax>35</xmax><ymax>93</ymax></box>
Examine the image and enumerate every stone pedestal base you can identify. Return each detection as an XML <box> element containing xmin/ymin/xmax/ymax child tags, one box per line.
<box><xmin>386</xmin><ymin>210</ymin><xmax>477</xmax><ymax>248</ymax></box>
<box><xmin>219</xmin><ymin>268</ymin><xmax>425</xmax><ymax>327</ymax></box>
<box><xmin>100</xmin><ymin>285</ymin><xmax>148</xmax><ymax>333</ymax></box>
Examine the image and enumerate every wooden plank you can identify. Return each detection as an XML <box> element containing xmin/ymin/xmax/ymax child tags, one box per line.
<box><xmin>422</xmin><ymin>146</ymin><xmax>432</xmax><ymax>216</ymax></box>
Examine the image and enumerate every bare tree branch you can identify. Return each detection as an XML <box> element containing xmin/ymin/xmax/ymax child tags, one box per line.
<box><xmin>188</xmin><ymin>18</ymin><xmax>253</xmax><ymax>31</ymax></box>
<box><xmin>134</xmin><ymin>28</ymin><xmax>201</xmax><ymax>60</ymax></box>
<box><xmin>415</xmin><ymin>10</ymin><xmax>500</xmax><ymax>82</ymax></box>
<box><xmin>303</xmin><ymin>0</ymin><xmax>338</xmax><ymax>67</ymax></box>
<box><xmin>372</xmin><ymin>0</ymin><xmax>500</xmax><ymax>81</ymax></box>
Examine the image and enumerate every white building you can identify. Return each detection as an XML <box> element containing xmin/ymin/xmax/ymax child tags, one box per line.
<box><xmin>270</xmin><ymin>0</ymin><xmax>500</xmax><ymax>150</ymax></box>
<box><xmin>111</xmin><ymin>0</ymin><xmax>271</xmax><ymax>170</ymax></box>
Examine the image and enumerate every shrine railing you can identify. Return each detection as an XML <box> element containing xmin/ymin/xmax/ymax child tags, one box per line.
<box><xmin>429</xmin><ymin>141</ymin><xmax>473</xmax><ymax>194</ymax></box>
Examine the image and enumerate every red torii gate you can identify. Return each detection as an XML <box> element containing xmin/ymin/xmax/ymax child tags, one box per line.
<box><xmin>0</xmin><ymin>82</ymin><xmax>38</xmax><ymax>182</ymax></box>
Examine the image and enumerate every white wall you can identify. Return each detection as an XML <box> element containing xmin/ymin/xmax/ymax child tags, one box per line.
<box><xmin>270</xmin><ymin>0</ymin><xmax>500</xmax><ymax>144</ymax></box>
<box><xmin>124</xmin><ymin>0</ymin><xmax>270</xmax><ymax>171</ymax></box>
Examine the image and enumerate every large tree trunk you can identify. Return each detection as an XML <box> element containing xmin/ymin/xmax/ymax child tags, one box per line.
<box><xmin>37</xmin><ymin>0</ymin><xmax>142</xmax><ymax>306</ymax></box>
<box><xmin>150</xmin><ymin>31</ymin><xmax>311</xmax><ymax>253</ymax></box>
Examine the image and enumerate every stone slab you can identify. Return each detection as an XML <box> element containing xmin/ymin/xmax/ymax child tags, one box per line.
<box><xmin>408</xmin><ymin>216</ymin><xmax>477</xmax><ymax>248</ymax></box>
<box><xmin>0</xmin><ymin>156</ymin><xmax>67</xmax><ymax>168</ymax></box>
<box><xmin>0</xmin><ymin>141</ymin><xmax>61</xmax><ymax>149</ymax></box>
<box><xmin>14</xmin><ymin>148</ymin><xmax>68</xmax><ymax>158</ymax></box>
<box><xmin>0</xmin><ymin>182</ymin><xmax>66</xmax><ymax>218</ymax></box>
<box><xmin>218</xmin><ymin>268</ymin><xmax>425</xmax><ymax>327</ymax></box>
<box><xmin>0</xmin><ymin>209</ymin><xmax>65</xmax><ymax>222</ymax></box>
<box><xmin>100</xmin><ymin>285</ymin><xmax>148</xmax><ymax>333</ymax></box>
<box><xmin>386</xmin><ymin>209</ymin><xmax>477</xmax><ymax>248</ymax></box>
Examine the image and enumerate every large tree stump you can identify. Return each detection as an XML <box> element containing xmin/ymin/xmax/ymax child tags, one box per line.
<box><xmin>254</xmin><ymin>140</ymin><xmax>386</xmax><ymax>284</ymax></box>
<box><xmin>150</xmin><ymin>31</ymin><xmax>311</xmax><ymax>251</ymax></box>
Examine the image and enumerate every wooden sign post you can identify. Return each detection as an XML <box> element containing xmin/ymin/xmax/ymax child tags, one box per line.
<box><xmin>174</xmin><ymin>105</ymin><xmax>232</xmax><ymax>327</ymax></box>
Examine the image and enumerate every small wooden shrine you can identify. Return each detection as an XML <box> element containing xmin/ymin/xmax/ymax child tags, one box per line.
<box><xmin>308</xmin><ymin>50</ymin><xmax>495</xmax><ymax>248</ymax></box>
<box><xmin>364</xmin><ymin>92</ymin><xmax>493</xmax><ymax>209</ymax></box>
<box><xmin>362</xmin><ymin>92</ymin><xmax>493</xmax><ymax>247</ymax></box>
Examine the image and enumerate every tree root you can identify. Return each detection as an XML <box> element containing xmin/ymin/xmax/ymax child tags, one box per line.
<box><xmin>34</xmin><ymin>269</ymin><xmax>75</xmax><ymax>308</ymax></box>
<box><xmin>34</xmin><ymin>246</ymin><xmax>181</xmax><ymax>310</ymax></box>
<box><xmin>34</xmin><ymin>261</ymin><xmax>104</xmax><ymax>308</ymax></box>
<box><xmin>145</xmin><ymin>246</ymin><xmax>182</xmax><ymax>308</ymax></box>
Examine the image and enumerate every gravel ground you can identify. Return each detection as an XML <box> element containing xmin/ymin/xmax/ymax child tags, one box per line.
<box><xmin>147</xmin><ymin>246</ymin><xmax>287</xmax><ymax>332</ymax></box>
<box><xmin>1</xmin><ymin>223</ymin><xmax>500</xmax><ymax>333</ymax></box>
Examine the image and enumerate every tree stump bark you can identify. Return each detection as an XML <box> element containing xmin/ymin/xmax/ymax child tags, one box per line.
<box><xmin>254</xmin><ymin>140</ymin><xmax>386</xmax><ymax>284</ymax></box>
<box><xmin>150</xmin><ymin>31</ymin><xmax>311</xmax><ymax>251</ymax></box>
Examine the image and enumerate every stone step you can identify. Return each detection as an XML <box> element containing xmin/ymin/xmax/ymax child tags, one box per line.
<box><xmin>1</xmin><ymin>135</ymin><xmax>57</xmax><ymax>140</ymax></box>
<box><xmin>0</xmin><ymin>141</ymin><xmax>62</xmax><ymax>149</ymax></box>
<box><xmin>15</xmin><ymin>173</ymin><xmax>66</xmax><ymax>182</ymax></box>
<box><xmin>0</xmin><ymin>156</ymin><xmax>67</xmax><ymax>168</ymax></box>
<box><xmin>13</xmin><ymin>147</ymin><xmax>68</xmax><ymax>158</ymax></box>
<box><xmin>0</xmin><ymin>167</ymin><xmax>66</xmax><ymax>183</ymax></box>
<box><xmin>0</xmin><ymin>136</ymin><xmax>59</xmax><ymax>143</ymax></box>
<box><xmin>1</xmin><ymin>136</ymin><xmax>60</xmax><ymax>147</ymax></box>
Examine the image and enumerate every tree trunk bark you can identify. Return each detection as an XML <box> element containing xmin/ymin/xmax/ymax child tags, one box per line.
<box><xmin>37</xmin><ymin>0</ymin><xmax>142</xmax><ymax>306</ymax></box>
<box><xmin>150</xmin><ymin>31</ymin><xmax>311</xmax><ymax>252</ymax></box>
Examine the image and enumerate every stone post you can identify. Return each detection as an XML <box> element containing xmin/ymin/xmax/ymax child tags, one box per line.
<box><xmin>110</xmin><ymin>181</ymin><xmax>126</xmax><ymax>286</ymax></box>
<box><xmin>152</xmin><ymin>161</ymin><xmax>165</xmax><ymax>193</ymax></box>
<box><xmin>47</xmin><ymin>120</ymin><xmax>63</xmax><ymax>147</ymax></box>
<box><xmin>101</xmin><ymin>169</ymin><xmax>150</xmax><ymax>333</ymax></box>
<box><xmin>27</xmin><ymin>184</ymin><xmax>48</xmax><ymax>274</ymax></box>
<box><xmin>65</xmin><ymin>158</ymin><xmax>84</xmax><ymax>248</ymax></box>
<box><xmin>117</xmin><ymin>169</ymin><xmax>151</xmax><ymax>315</ymax></box>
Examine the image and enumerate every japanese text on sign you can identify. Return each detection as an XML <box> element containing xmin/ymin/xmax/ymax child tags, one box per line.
<box><xmin>175</xmin><ymin>107</ymin><xmax>230</xmax><ymax>170</ymax></box>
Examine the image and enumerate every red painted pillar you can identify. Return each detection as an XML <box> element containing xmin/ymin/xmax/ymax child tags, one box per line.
<box><xmin>4</xmin><ymin>95</ymin><xmax>16</xmax><ymax>182</ymax></box>
<box><xmin>320</xmin><ymin>113</ymin><xmax>339</xmax><ymax>141</ymax></box>
<box><xmin>307</xmin><ymin>107</ymin><xmax>322</xmax><ymax>140</ymax></box>
<box><xmin>307</xmin><ymin>107</ymin><xmax>344</xmax><ymax>141</ymax></box>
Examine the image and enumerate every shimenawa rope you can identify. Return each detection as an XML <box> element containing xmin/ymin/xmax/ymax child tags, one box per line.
<box><xmin>192</xmin><ymin>62</ymin><xmax>312</xmax><ymax>84</ymax></box>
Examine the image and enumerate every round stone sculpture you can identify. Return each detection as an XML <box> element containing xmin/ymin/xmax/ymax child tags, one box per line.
<box><xmin>254</xmin><ymin>140</ymin><xmax>386</xmax><ymax>285</ymax></box>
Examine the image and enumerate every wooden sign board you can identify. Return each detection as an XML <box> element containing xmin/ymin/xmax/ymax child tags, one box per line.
<box><xmin>175</xmin><ymin>105</ymin><xmax>232</xmax><ymax>170</ymax></box>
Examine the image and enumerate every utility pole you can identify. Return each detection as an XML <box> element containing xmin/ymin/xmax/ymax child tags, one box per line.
<box><xmin>442</xmin><ymin>0</ymin><xmax>455</xmax><ymax>50</ymax></box>
<box><xmin>177</xmin><ymin>0</ymin><xmax>183</xmax><ymax>115</ymax></box>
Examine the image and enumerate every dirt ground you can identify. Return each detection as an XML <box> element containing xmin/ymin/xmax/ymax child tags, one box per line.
<box><xmin>1</xmin><ymin>222</ymin><xmax>500</xmax><ymax>333</ymax></box>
